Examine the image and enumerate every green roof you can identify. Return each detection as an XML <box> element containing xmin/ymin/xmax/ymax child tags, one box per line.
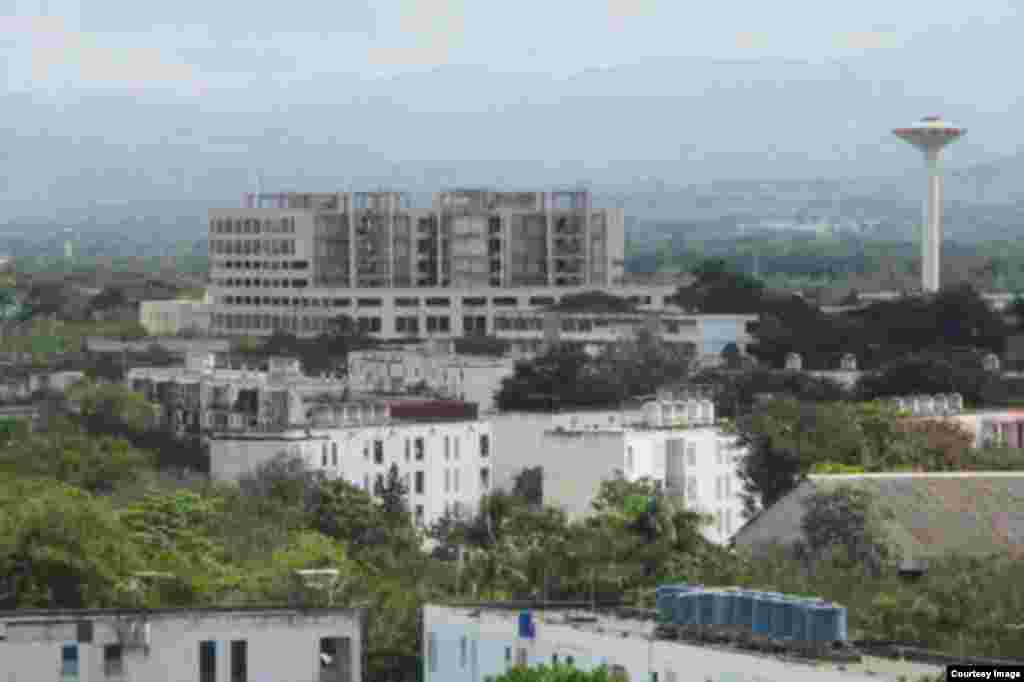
<box><xmin>808</xmin><ymin>474</ymin><xmax>1024</xmax><ymax>559</ymax></box>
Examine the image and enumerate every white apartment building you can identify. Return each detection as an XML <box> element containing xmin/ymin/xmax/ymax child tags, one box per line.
<box><xmin>210</xmin><ymin>399</ymin><xmax>493</xmax><ymax>528</ymax></box>
<box><xmin>489</xmin><ymin>401</ymin><xmax>749</xmax><ymax>544</ymax></box>
<box><xmin>126</xmin><ymin>354</ymin><xmax>348</xmax><ymax>438</ymax></box>
<box><xmin>0</xmin><ymin>606</ymin><xmax>364</xmax><ymax>682</ymax></box>
<box><xmin>423</xmin><ymin>604</ymin><xmax>942</xmax><ymax>682</ymax></box>
<box><xmin>139</xmin><ymin>299</ymin><xmax>213</xmax><ymax>336</ymax></box>
<box><xmin>202</xmin><ymin>189</ymin><xmax>704</xmax><ymax>340</ymax></box>
<box><xmin>347</xmin><ymin>344</ymin><xmax>519</xmax><ymax>412</ymax></box>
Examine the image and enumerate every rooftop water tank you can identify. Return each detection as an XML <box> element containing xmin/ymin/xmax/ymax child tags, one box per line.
<box><xmin>720</xmin><ymin>590</ymin><xmax>738</xmax><ymax>628</ymax></box>
<box><xmin>772</xmin><ymin>599</ymin><xmax>796</xmax><ymax>641</ymax></box>
<box><xmin>697</xmin><ymin>591</ymin><xmax>715</xmax><ymax>627</ymax></box>
<box><xmin>790</xmin><ymin>599</ymin><xmax>813</xmax><ymax>642</ymax></box>
<box><xmin>643</xmin><ymin>401</ymin><xmax>663</xmax><ymax>428</ymax></box>
<box><xmin>751</xmin><ymin>593</ymin><xmax>773</xmax><ymax>636</ymax></box>
<box><xmin>700</xmin><ymin>400</ymin><xmax>715</xmax><ymax>424</ymax></box>
<box><xmin>675</xmin><ymin>592</ymin><xmax>698</xmax><ymax>626</ymax></box>
<box><xmin>733</xmin><ymin>591</ymin><xmax>755</xmax><ymax>631</ymax></box>
<box><xmin>918</xmin><ymin>395</ymin><xmax>935</xmax><ymax>416</ymax></box>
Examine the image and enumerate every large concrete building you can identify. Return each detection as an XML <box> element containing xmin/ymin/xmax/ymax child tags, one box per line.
<box><xmin>204</xmin><ymin>189</ymin><xmax>690</xmax><ymax>340</ymax></box>
<box><xmin>210</xmin><ymin>399</ymin><xmax>493</xmax><ymax>528</ymax></box>
<box><xmin>423</xmin><ymin>604</ymin><xmax>942</xmax><ymax>682</ymax></box>
<box><xmin>0</xmin><ymin>606</ymin><xmax>365</xmax><ymax>682</ymax></box>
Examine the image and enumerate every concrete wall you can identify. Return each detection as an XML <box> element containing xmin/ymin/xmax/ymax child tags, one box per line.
<box><xmin>1</xmin><ymin>608</ymin><xmax>363</xmax><ymax>682</ymax></box>
<box><xmin>424</xmin><ymin>605</ymin><xmax>941</xmax><ymax>682</ymax></box>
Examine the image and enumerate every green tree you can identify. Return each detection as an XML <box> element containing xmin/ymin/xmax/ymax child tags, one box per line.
<box><xmin>856</xmin><ymin>351</ymin><xmax>1007</xmax><ymax>407</ymax></box>
<box><xmin>374</xmin><ymin>463</ymin><xmax>410</xmax><ymax>517</ymax></box>
<box><xmin>0</xmin><ymin>419</ymin><xmax>155</xmax><ymax>494</ymax></box>
<box><xmin>487</xmin><ymin>663</ymin><xmax>617</xmax><ymax>682</ymax></box>
<box><xmin>797</xmin><ymin>484</ymin><xmax>894</xmax><ymax>570</ymax></box>
<box><xmin>0</xmin><ymin>474</ymin><xmax>142</xmax><ymax>608</ymax></box>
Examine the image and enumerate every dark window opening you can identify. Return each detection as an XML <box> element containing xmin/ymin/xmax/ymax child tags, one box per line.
<box><xmin>199</xmin><ymin>641</ymin><xmax>217</xmax><ymax>682</ymax></box>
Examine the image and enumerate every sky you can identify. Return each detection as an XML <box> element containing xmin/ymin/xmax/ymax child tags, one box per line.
<box><xmin>1</xmin><ymin>0</ymin><xmax>1022</xmax><ymax>208</ymax></box>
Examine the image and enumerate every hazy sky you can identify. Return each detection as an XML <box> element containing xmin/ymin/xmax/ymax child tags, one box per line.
<box><xmin>2</xmin><ymin>0</ymin><xmax>1022</xmax><ymax>208</ymax></box>
<box><xmin>4</xmin><ymin>0</ymin><xmax>1020</xmax><ymax>90</ymax></box>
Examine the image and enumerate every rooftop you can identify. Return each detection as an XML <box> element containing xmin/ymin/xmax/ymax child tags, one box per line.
<box><xmin>434</xmin><ymin>604</ymin><xmax>947</xmax><ymax>679</ymax></box>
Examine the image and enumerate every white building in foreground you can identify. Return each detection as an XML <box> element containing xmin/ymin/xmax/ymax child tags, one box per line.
<box><xmin>424</xmin><ymin>604</ymin><xmax>942</xmax><ymax>682</ymax></box>
<box><xmin>490</xmin><ymin>400</ymin><xmax>749</xmax><ymax>544</ymax></box>
<box><xmin>0</xmin><ymin>606</ymin><xmax>364</xmax><ymax>682</ymax></box>
<box><xmin>210</xmin><ymin>400</ymin><xmax>493</xmax><ymax>528</ymax></box>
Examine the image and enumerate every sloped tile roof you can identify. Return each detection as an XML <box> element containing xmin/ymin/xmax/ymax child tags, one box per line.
<box><xmin>810</xmin><ymin>474</ymin><xmax>1024</xmax><ymax>559</ymax></box>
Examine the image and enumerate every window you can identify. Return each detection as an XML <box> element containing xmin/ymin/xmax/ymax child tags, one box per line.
<box><xmin>444</xmin><ymin>469</ymin><xmax>451</xmax><ymax>493</ymax></box>
<box><xmin>480</xmin><ymin>467</ymin><xmax>490</xmax><ymax>490</ymax></box>
<box><xmin>319</xmin><ymin>637</ymin><xmax>351</xmax><ymax>681</ymax></box>
<box><xmin>726</xmin><ymin>508</ymin><xmax>733</xmax><ymax>535</ymax></box>
<box><xmin>374</xmin><ymin>440</ymin><xmax>384</xmax><ymax>464</ymax></box>
<box><xmin>725</xmin><ymin>476</ymin><xmax>731</xmax><ymax>498</ymax></box>
<box><xmin>716</xmin><ymin>476</ymin><xmax>722</xmax><ymax>501</ymax></box>
<box><xmin>480</xmin><ymin>434</ymin><xmax>490</xmax><ymax>457</ymax></box>
<box><xmin>415</xmin><ymin>471</ymin><xmax>425</xmax><ymax>494</ymax></box>
<box><xmin>61</xmin><ymin>644</ymin><xmax>79</xmax><ymax>677</ymax></box>
<box><xmin>415</xmin><ymin>505</ymin><xmax>424</xmax><ymax>524</ymax></box>
<box><xmin>356</xmin><ymin>298</ymin><xmax>382</xmax><ymax>307</ymax></box>
<box><xmin>505</xmin><ymin>646</ymin><xmax>512</xmax><ymax>663</ymax></box>
<box><xmin>376</xmin><ymin>473</ymin><xmax>384</xmax><ymax>492</ymax></box>
<box><xmin>428</xmin><ymin>633</ymin><xmax>438</xmax><ymax>673</ymax></box>
<box><xmin>567</xmin><ymin>655</ymin><xmax>575</xmax><ymax>666</ymax></box>
<box><xmin>716</xmin><ymin>509</ymin><xmax>723</xmax><ymax>535</ymax></box>
<box><xmin>651</xmin><ymin>673</ymin><xmax>659</xmax><ymax>682</ymax></box>
<box><xmin>460</xmin><ymin>636</ymin><xmax>467</xmax><ymax>668</ymax></box>
<box><xmin>426</xmin><ymin>297</ymin><xmax>450</xmax><ymax>307</ymax></box>
<box><xmin>404</xmin><ymin>438</ymin><xmax>411</xmax><ymax>462</ymax></box>
<box><xmin>414</xmin><ymin>437</ymin><xmax>425</xmax><ymax>460</ymax></box>
<box><xmin>529</xmin><ymin>296</ymin><xmax>555</xmax><ymax>306</ymax></box>
<box><xmin>444</xmin><ymin>436</ymin><xmax>450</xmax><ymax>460</ymax></box>
<box><xmin>686</xmin><ymin>442</ymin><xmax>697</xmax><ymax>467</ymax></box>
<box><xmin>363</xmin><ymin>474</ymin><xmax>370</xmax><ymax>490</ymax></box>
<box><xmin>454</xmin><ymin>468</ymin><xmax>460</xmax><ymax>493</ymax></box>
<box><xmin>395</xmin><ymin>297</ymin><xmax>419</xmax><ymax>307</ymax></box>
<box><xmin>363</xmin><ymin>443</ymin><xmax>369</xmax><ymax>460</ymax></box>
<box><xmin>104</xmin><ymin>644</ymin><xmax>123</xmax><ymax>677</ymax></box>
<box><xmin>230</xmin><ymin>640</ymin><xmax>248</xmax><ymax>682</ymax></box>
<box><xmin>686</xmin><ymin>476</ymin><xmax>697</xmax><ymax>501</ymax></box>
<box><xmin>626</xmin><ymin>446</ymin><xmax>634</xmax><ymax>474</ymax></box>
<box><xmin>331</xmin><ymin>443</ymin><xmax>338</xmax><ymax>467</ymax></box>
<box><xmin>492</xmin><ymin>297</ymin><xmax>517</xmax><ymax>306</ymax></box>
<box><xmin>199</xmin><ymin>641</ymin><xmax>217</xmax><ymax>682</ymax></box>
<box><xmin>454</xmin><ymin>438</ymin><xmax>460</xmax><ymax>460</ymax></box>
<box><xmin>552</xmin><ymin>653</ymin><xmax>559</xmax><ymax>664</ymax></box>
<box><xmin>462</xmin><ymin>297</ymin><xmax>487</xmax><ymax>307</ymax></box>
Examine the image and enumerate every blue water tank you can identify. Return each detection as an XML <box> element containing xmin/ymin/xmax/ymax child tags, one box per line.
<box><xmin>772</xmin><ymin>599</ymin><xmax>795</xmax><ymax>640</ymax></box>
<box><xmin>751</xmin><ymin>593</ymin><xmax>773</xmax><ymax>636</ymax></box>
<box><xmin>734</xmin><ymin>591</ymin><xmax>755</xmax><ymax>630</ymax></box>
<box><xmin>518</xmin><ymin>611</ymin><xmax>534</xmax><ymax>639</ymax></box>
<box><xmin>790</xmin><ymin>600</ymin><xmax>814</xmax><ymax>642</ymax></box>
<box><xmin>676</xmin><ymin>592</ymin><xmax>697</xmax><ymax>626</ymax></box>
<box><xmin>812</xmin><ymin>603</ymin><xmax>848</xmax><ymax>643</ymax></box>
<box><xmin>720</xmin><ymin>591</ymin><xmax>738</xmax><ymax>627</ymax></box>
<box><xmin>697</xmin><ymin>591</ymin><xmax>716</xmax><ymax>626</ymax></box>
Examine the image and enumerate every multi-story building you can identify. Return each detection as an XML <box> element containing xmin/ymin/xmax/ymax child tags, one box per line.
<box><xmin>204</xmin><ymin>189</ymin><xmax>693</xmax><ymax>340</ymax></box>
<box><xmin>423</xmin><ymin>604</ymin><xmax>942</xmax><ymax>682</ymax></box>
<box><xmin>125</xmin><ymin>354</ymin><xmax>347</xmax><ymax>438</ymax></box>
<box><xmin>0</xmin><ymin>606</ymin><xmax>364</xmax><ymax>682</ymax></box>
<box><xmin>209</xmin><ymin>399</ymin><xmax>493</xmax><ymax>528</ymax></box>
<box><xmin>347</xmin><ymin>343</ymin><xmax>519</xmax><ymax>412</ymax></box>
<box><xmin>489</xmin><ymin>400</ymin><xmax>749</xmax><ymax>543</ymax></box>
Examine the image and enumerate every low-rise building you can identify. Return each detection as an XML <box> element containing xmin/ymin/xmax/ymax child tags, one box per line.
<box><xmin>490</xmin><ymin>400</ymin><xmax>749</xmax><ymax>543</ymax></box>
<box><xmin>0</xmin><ymin>369</ymin><xmax>85</xmax><ymax>403</ymax></box>
<box><xmin>0</xmin><ymin>606</ymin><xmax>364</xmax><ymax>682</ymax></box>
<box><xmin>423</xmin><ymin>604</ymin><xmax>942</xmax><ymax>682</ymax></box>
<box><xmin>126</xmin><ymin>354</ymin><xmax>347</xmax><ymax>438</ymax></box>
<box><xmin>139</xmin><ymin>299</ymin><xmax>212</xmax><ymax>336</ymax></box>
<box><xmin>733</xmin><ymin>472</ymin><xmax>1024</xmax><ymax>563</ymax></box>
<box><xmin>210</xmin><ymin>399</ymin><xmax>493</xmax><ymax>528</ymax></box>
<box><xmin>347</xmin><ymin>345</ymin><xmax>518</xmax><ymax>413</ymax></box>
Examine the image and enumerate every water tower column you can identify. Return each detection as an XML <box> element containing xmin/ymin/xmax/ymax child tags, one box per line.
<box><xmin>924</xmin><ymin>147</ymin><xmax>942</xmax><ymax>293</ymax></box>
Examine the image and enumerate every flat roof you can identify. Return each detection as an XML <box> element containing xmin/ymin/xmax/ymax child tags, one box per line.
<box><xmin>432</xmin><ymin>605</ymin><xmax>944</xmax><ymax>678</ymax></box>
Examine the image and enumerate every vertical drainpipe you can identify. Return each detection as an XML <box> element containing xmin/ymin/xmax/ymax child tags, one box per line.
<box><xmin>546</xmin><ymin>193</ymin><xmax>554</xmax><ymax>287</ymax></box>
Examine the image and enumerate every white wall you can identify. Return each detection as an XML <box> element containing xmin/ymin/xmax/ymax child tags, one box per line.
<box><xmin>211</xmin><ymin>420</ymin><xmax>494</xmax><ymax>528</ymax></box>
<box><xmin>1</xmin><ymin>608</ymin><xmax>363</xmax><ymax>682</ymax></box>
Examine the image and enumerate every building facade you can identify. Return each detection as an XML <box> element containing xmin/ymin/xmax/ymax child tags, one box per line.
<box><xmin>125</xmin><ymin>354</ymin><xmax>348</xmax><ymax>438</ymax></box>
<box><xmin>423</xmin><ymin>604</ymin><xmax>941</xmax><ymax>682</ymax></box>
<box><xmin>0</xmin><ymin>606</ymin><xmax>364</xmax><ymax>682</ymax></box>
<box><xmin>210</xmin><ymin>400</ymin><xmax>493</xmax><ymax>528</ymax></box>
<box><xmin>489</xmin><ymin>401</ymin><xmax>749</xmax><ymax>543</ymax></box>
<box><xmin>139</xmin><ymin>299</ymin><xmax>212</xmax><ymax>336</ymax></box>
<box><xmin>202</xmin><ymin>189</ymin><xmax>704</xmax><ymax>340</ymax></box>
<box><xmin>347</xmin><ymin>345</ymin><xmax>518</xmax><ymax>413</ymax></box>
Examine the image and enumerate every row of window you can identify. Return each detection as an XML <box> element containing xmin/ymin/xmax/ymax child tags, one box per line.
<box><xmin>210</xmin><ymin>239</ymin><xmax>297</xmax><ymax>256</ymax></box>
<box><xmin>395</xmin><ymin>315</ymin><xmax>451</xmax><ymax>334</ymax></box>
<box><xmin>210</xmin><ymin>217</ymin><xmax>296</xmax><ymax>234</ymax></box>
<box><xmin>217</xmin><ymin>259</ymin><xmax>308</xmax><ymax>270</ymax></box>
<box><xmin>211</xmin><ymin>312</ymin><xmax>484</xmax><ymax>336</ymax></box>
<box><xmin>214</xmin><ymin>290</ymin><xmax>663</xmax><ymax>309</ymax></box>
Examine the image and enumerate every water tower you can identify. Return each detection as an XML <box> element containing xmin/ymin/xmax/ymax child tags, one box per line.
<box><xmin>893</xmin><ymin>116</ymin><xmax>966</xmax><ymax>293</ymax></box>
